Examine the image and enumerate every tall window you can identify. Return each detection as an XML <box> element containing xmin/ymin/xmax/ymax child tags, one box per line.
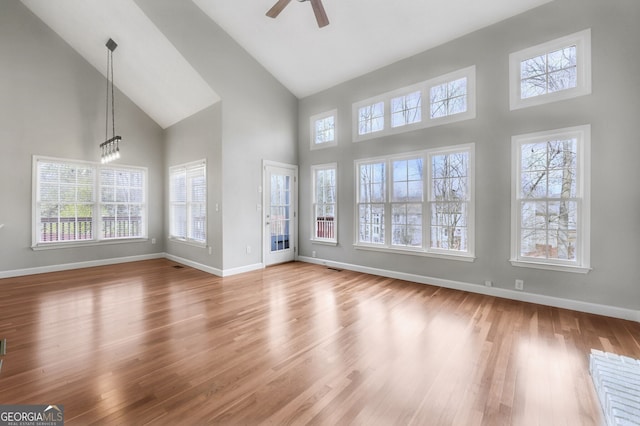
<box><xmin>511</xmin><ymin>126</ymin><xmax>590</xmax><ymax>273</ymax></box>
<box><xmin>510</xmin><ymin>29</ymin><xmax>591</xmax><ymax>110</ymax></box>
<box><xmin>100</xmin><ymin>168</ymin><xmax>145</xmax><ymax>239</ymax></box>
<box><xmin>170</xmin><ymin>160</ymin><xmax>207</xmax><ymax>245</ymax></box>
<box><xmin>428</xmin><ymin>148</ymin><xmax>470</xmax><ymax>252</ymax></box>
<box><xmin>33</xmin><ymin>156</ymin><xmax>147</xmax><ymax>247</ymax></box>
<box><xmin>357</xmin><ymin>161</ymin><xmax>386</xmax><ymax>244</ymax></box>
<box><xmin>311</xmin><ymin>164</ymin><xmax>337</xmax><ymax>243</ymax></box>
<box><xmin>355</xmin><ymin>144</ymin><xmax>474</xmax><ymax>260</ymax></box>
<box><xmin>391</xmin><ymin>157</ymin><xmax>423</xmax><ymax>247</ymax></box>
<box><xmin>310</xmin><ymin>110</ymin><xmax>337</xmax><ymax>150</ymax></box>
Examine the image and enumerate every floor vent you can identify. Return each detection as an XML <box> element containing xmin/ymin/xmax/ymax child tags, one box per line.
<box><xmin>172</xmin><ymin>265</ymin><xmax>185</xmax><ymax>269</ymax></box>
<box><xmin>590</xmin><ymin>349</ymin><xmax>640</xmax><ymax>425</ymax></box>
<box><xmin>0</xmin><ymin>338</ymin><xmax>5</xmax><ymax>356</ymax></box>
<box><xmin>327</xmin><ymin>266</ymin><xmax>343</xmax><ymax>272</ymax></box>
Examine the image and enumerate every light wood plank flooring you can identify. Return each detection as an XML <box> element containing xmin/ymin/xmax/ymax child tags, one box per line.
<box><xmin>1</xmin><ymin>259</ymin><xmax>639</xmax><ymax>425</ymax></box>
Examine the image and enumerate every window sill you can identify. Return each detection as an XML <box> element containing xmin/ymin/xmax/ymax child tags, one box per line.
<box><xmin>353</xmin><ymin>244</ymin><xmax>475</xmax><ymax>262</ymax></box>
<box><xmin>311</xmin><ymin>239</ymin><xmax>337</xmax><ymax>246</ymax></box>
<box><xmin>32</xmin><ymin>237</ymin><xmax>148</xmax><ymax>251</ymax></box>
<box><xmin>168</xmin><ymin>237</ymin><xmax>207</xmax><ymax>249</ymax></box>
<box><xmin>510</xmin><ymin>259</ymin><xmax>591</xmax><ymax>274</ymax></box>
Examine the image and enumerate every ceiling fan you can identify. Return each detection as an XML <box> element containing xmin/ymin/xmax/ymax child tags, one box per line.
<box><xmin>266</xmin><ymin>0</ymin><xmax>329</xmax><ymax>28</ymax></box>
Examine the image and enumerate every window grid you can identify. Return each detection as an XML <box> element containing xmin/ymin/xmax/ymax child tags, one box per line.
<box><xmin>358</xmin><ymin>102</ymin><xmax>385</xmax><ymax>136</ymax></box>
<box><xmin>509</xmin><ymin>29</ymin><xmax>591</xmax><ymax>110</ymax></box>
<box><xmin>310</xmin><ymin>110</ymin><xmax>338</xmax><ymax>149</ymax></box>
<box><xmin>391</xmin><ymin>91</ymin><xmax>422</xmax><ymax>128</ymax></box>
<box><xmin>511</xmin><ymin>126</ymin><xmax>590</xmax><ymax>273</ymax></box>
<box><xmin>33</xmin><ymin>157</ymin><xmax>147</xmax><ymax>247</ymax></box>
<box><xmin>352</xmin><ymin>66</ymin><xmax>476</xmax><ymax>142</ymax></box>
<box><xmin>100</xmin><ymin>168</ymin><xmax>145</xmax><ymax>239</ymax></box>
<box><xmin>355</xmin><ymin>145</ymin><xmax>474</xmax><ymax>260</ymax></box>
<box><xmin>311</xmin><ymin>164</ymin><xmax>337</xmax><ymax>243</ymax></box>
<box><xmin>170</xmin><ymin>160</ymin><xmax>207</xmax><ymax>245</ymax></box>
<box><xmin>430</xmin><ymin>77</ymin><xmax>468</xmax><ymax>119</ymax></box>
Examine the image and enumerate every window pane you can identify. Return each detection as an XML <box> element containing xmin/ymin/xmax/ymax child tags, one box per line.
<box><xmin>358</xmin><ymin>102</ymin><xmax>384</xmax><ymax>135</ymax></box>
<box><xmin>391</xmin><ymin>91</ymin><xmax>422</xmax><ymax>128</ymax></box>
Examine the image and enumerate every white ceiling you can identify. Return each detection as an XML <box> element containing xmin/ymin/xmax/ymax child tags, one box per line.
<box><xmin>21</xmin><ymin>0</ymin><xmax>220</xmax><ymax>129</ymax></box>
<box><xmin>20</xmin><ymin>0</ymin><xmax>552</xmax><ymax>128</ymax></box>
<box><xmin>195</xmin><ymin>0</ymin><xmax>553</xmax><ymax>98</ymax></box>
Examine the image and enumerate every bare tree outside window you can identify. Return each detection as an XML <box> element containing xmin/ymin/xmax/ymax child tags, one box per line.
<box><xmin>391</xmin><ymin>158</ymin><xmax>423</xmax><ymax>247</ymax></box>
<box><xmin>391</xmin><ymin>91</ymin><xmax>422</xmax><ymax>128</ymax></box>
<box><xmin>358</xmin><ymin>162</ymin><xmax>385</xmax><ymax>244</ymax></box>
<box><xmin>358</xmin><ymin>102</ymin><xmax>384</xmax><ymax>135</ymax></box>
<box><xmin>429</xmin><ymin>152</ymin><xmax>469</xmax><ymax>251</ymax></box>
<box><xmin>430</xmin><ymin>77</ymin><xmax>467</xmax><ymax>119</ymax></box>
<box><xmin>520</xmin><ymin>46</ymin><xmax>577</xmax><ymax>99</ymax></box>
<box><xmin>519</xmin><ymin>139</ymin><xmax>577</xmax><ymax>260</ymax></box>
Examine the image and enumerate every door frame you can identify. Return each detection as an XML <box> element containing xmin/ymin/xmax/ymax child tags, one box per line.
<box><xmin>262</xmin><ymin>160</ymin><xmax>298</xmax><ymax>266</ymax></box>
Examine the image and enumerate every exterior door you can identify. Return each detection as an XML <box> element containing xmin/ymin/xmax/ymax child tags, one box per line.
<box><xmin>264</xmin><ymin>163</ymin><xmax>297</xmax><ymax>266</ymax></box>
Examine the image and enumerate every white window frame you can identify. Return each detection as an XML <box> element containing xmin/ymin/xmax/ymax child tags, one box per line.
<box><xmin>310</xmin><ymin>163</ymin><xmax>338</xmax><ymax>245</ymax></box>
<box><xmin>169</xmin><ymin>159</ymin><xmax>207</xmax><ymax>247</ymax></box>
<box><xmin>32</xmin><ymin>155</ymin><xmax>148</xmax><ymax>249</ymax></box>
<box><xmin>510</xmin><ymin>125</ymin><xmax>591</xmax><ymax>273</ymax></box>
<box><xmin>310</xmin><ymin>109</ymin><xmax>338</xmax><ymax>150</ymax></box>
<box><xmin>509</xmin><ymin>29</ymin><xmax>591</xmax><ymax>110</ymax></box>
<box><xmin>352</xmin><ymin>66</ymin><xmax>476</xmax><ymax>143</ymax></box>
<box><xmin>354</xmin><ymin>143</ymin><xmax>475</xmax><ymax>261</ymax></box>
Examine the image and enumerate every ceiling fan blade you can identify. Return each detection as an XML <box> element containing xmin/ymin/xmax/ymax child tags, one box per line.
<box><xmin>266</xmin><ymin>0</ymin><xmax>292</xmax><ymax>18</ymax></box>
<box><xmin>310</xmin><ymin>0</ymin><xmax>329</xmax><ymax>27</ymax></box>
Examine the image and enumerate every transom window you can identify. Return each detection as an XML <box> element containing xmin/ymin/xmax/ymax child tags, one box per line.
<box><xmin>358</xmin><ymin>101</ymin><xmax>385</xmax><ymax>136</ymax></box>
<box><xmin>169</xmin><ymin>160</ymin><xmax>207</xmax><ymax>245</ymax></box>
<box><xmin>352</xmin><ymin>66</ymin><xmax>476</xmax><ymax>142</ymax></box>
<box><xmin>311</xmin><ymin>164</ymin><xmax>337</xmax><ymax>243</ymax></box>
<box><xmin>310</xmin><ymin>110</ymin><xmax>337</xmax><ymax>149</ymax></box>
<box><xmin>33</xmin><ymin>156</ymin><xmax>147</xmax><ymax>248</ymax></box>
<box><xmin>510</xmin><ymin>29</ymin><xmax>591</xmax><ymax>110</ymax></box>
<box><xmin>391</xmin><ymin>91</ymin><xmax>422</xmax><ymax>128</ymax></box>
<box><xmin>511</xmin><ymin>125</ymin><xmax>590</xmax><ymax>273</ymax></box>
<box><xmin>430</xmin><ymin>77</ymin><xmax>467</xmax><ymax>119</ymax></box>
<box><xmin>355</xmin><ymin>144</ymin><xmax>475</xmax><ymax>260</ymax></box>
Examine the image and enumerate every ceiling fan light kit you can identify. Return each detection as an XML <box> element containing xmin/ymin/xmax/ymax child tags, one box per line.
<box><xmin>266</xmin><ymin>0</ymin><xmax>329</xmax><ymax>28</ymax></box>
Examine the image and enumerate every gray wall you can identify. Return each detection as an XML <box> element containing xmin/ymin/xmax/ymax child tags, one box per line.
<box><xmin>298</xmin><ymin>0</ymin><xmax>640</xmax><ymax>311</ymax></box>
<box><xmin>135</xmin><ymin>0</ymin><xmax>298</xmax><ymax>271</ymax></box>
<box><xmin>164</xmin><ymin>104</ymin><xmax>223</xmax><ymax>270</ymax></box>
<box><xmin>0</xmin><ymin>0</ymin><xmax>164</xmax><ymax>272</ymax></box>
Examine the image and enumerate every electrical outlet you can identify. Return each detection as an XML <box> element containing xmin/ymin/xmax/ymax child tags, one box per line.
<box><xmin>208</xmin><ymin>246</ymin><xmax>212</xmax><ymax>255</ymax></box>
<box><xmin>246</xmin><ymin>245</ymin><xmax>252</xmax><ymax>254</ymax></box>
<box><xmin>151</xmin><ymin>238</ymin><xmax>156</xmax><ymax>244</ymax></box>
<box><xmin>312</xmin><ymin>251</ymin><xmax>317</xmax><ymax>258</ymax></box>
<box><xmin>484</xmin><ymin>280</ymin><xmax>492</xmax><ymax>287</ymax></box>
<box><xmin>515</xmin><ymin>279</ymin><xmax>524</xmax><ymax>291</ymax></box>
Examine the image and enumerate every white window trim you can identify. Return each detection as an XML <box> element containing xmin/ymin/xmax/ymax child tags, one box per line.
<box><xmin>169</xmin><ymin>159</ymin><xmax>207</xmax><ymax>247</ymax></box>
<box><xmin>310</xmin><ymin>163</ymin><xmax>338</xmax><ymax>245</ymax></box>
<box><xmin>510</xmin><ymin>125</ymin><xmax>591</xmax><ymax>273</ymax></box>
<box><xmin>31</xmin><ymin>155</ymin><xmax>148</xmax><ymax>250</ymax></box>
<box><xmin>509</xmin><ymin>29</ymin><xmax>591</xmax><ymax>111</ymax></box>
<box><xmin>310</xmin><ymin>109</ymin><xmax>338</xmax><ymax>150</ymax></box>
<box><xmin>352</xmin><ymin>66</ymin><xmax>476</xmax><ymax>143</ymax></box>
<box><xmin>353</xmin><ymin>144</ymin><xmax>475</xmax><ymax>261</ymax></box>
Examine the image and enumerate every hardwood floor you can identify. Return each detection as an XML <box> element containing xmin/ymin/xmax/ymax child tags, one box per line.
<box><xmin>0</xmin><ymin>259</ymin><xmax>638</xmax><ymax>425</ymax></box>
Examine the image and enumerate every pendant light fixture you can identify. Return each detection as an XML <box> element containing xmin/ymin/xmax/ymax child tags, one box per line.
<box><xmin>100</xmin><ymin>38</ymin><xmax>122</xmax><ymax>164</ymax></box>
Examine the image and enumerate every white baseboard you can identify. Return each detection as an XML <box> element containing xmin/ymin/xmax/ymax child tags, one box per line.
<box><xmin>0</xmin><ymin>253</ymin><xmax>165</xmax><ymax>279</ymax></box>
<box><xmin>298</xmin><ymin>256</ymin><xmax>640</xmax><ymax>323</ymax></box>
<box><xmin>164</xmin><ymin>254</ymin><xmax>224</xmax><ymax>277</ymax></box>
<box><xmin>220</xmin><ymin>262</ymin><xmax>265</xmax><ymax>277</ymax></box>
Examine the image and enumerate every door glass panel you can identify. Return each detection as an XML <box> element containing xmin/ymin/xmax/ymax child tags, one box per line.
<box><xmin>270</xmin><ymin>174</ymin><xmax>290</xmax><ymax>252</ymax></box>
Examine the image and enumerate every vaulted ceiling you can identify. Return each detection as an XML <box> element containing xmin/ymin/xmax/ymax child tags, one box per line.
<box><xmin>20</xmin><ymin>0</ymin><xmax>552</xmax><ymax>129</ymax></box>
